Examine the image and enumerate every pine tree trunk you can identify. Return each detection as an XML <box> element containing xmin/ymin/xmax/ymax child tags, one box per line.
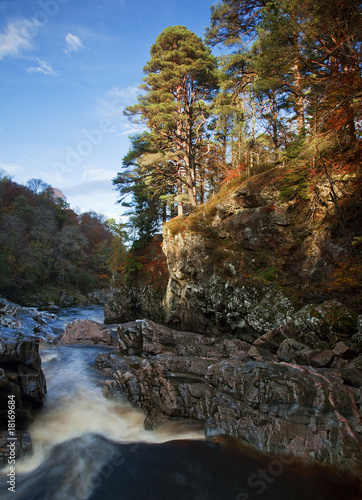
<box><xmin>293</xmin><ymin>54</ymin><xmax>305</xmax><ymax>135</ymax></box>
<box><xmin>177</xmin><ymin>166</ymin><xmax>183</xmax><ymax>216</ymax></box>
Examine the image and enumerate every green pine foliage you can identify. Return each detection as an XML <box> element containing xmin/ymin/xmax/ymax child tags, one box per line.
<box><xmin>114</xmin><ymin>3</ymin><xmax>361</xmax><ymax>277</ymax></box>
<box><xmin>123</xmin><ymin>26</ymin><xmax>218</xmax><ymax>213</ymax></box>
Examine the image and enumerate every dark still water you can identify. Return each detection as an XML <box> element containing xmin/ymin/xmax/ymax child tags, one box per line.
<box><xmin>0</xmin><ymin>307</ymin><xmax>361</xmax><ymax>500</ymax></box>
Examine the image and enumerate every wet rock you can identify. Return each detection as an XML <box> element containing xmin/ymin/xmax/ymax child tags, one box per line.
<box><xmin>0</xmin><ymin>332</ymin><xmax>46</xmax><ymax>412</ymax></box>
<box><xmin>0</xmin><ymin>330</ymin><xmax>46</xmax><ymax>465</ymax></box>
<box><xmin>342</xmin><ymin>355</ymin><xmax>362</xmax><ymax>388</ymax></box>
<box><xmin>98</xmin><ymin>319</ymin><xmax>362</xmax><ymax>470</ymax></box>
<box><xmin>59</xmin><ymin>319</ymin><xmax>117</xmax><ymax>346</ymax></box>
<box><xmin>0</xmin><ymin>298</ymin><xmax>59</xmax><ymax>343</ymax></box>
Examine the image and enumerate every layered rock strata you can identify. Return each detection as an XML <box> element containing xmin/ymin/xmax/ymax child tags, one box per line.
<box><xmin>162</xmin><ymin>166</ymin><xmax>361</xmax><ymax>335</ymax></box>
<box><xmin>97</xmin><ymin>318</ymin><xmax>362</xmax><ymax>470</ymax></box>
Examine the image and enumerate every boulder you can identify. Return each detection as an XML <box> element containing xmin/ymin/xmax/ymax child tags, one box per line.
<box><xmin>342</xmin><ymin>355</ymin><xmax>362</xmax><ymax>388</ymax></box>
<box><xmin>59</xmin><ymin>319</ymin><xmax>117</xmax><ymax>346</ymax></box>
<box><xmin>0</xmin><ymin>330</ymin><xmax>46</xmax><ymax>465</ymax></box>
<box><xmin>310</xmin><ymin>350</ymin><xmax>335</xmax><ymax>368</ymax></box>
<box><xmin>333</xmin><ymin>341</ymin><xmax>356</xmax><ymax>360</ymax></box>
<box><xmin>270</xmin><ymin>300</ymin><xmax>358</xmax><ymax>351</ymax></box>
<box><xmin>104</xmin><ymin>283</ymin><xmax>166</xmax><ymax>325</ymax></box>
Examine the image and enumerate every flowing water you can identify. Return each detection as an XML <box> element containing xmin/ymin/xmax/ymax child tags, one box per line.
<box><xmin>0</xmin><ymin>307</ymin><xmax>361</xmax><ymax>499</ymax></box>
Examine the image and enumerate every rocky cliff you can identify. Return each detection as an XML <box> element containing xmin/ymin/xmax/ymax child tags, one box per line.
<box><xmin>96</xmin><ymin>163</ymin><xmax>362</xmax><ymax>470</ymax></box>
<box><xmin>162</xmin><ymin>164</ymin><xmax>361</xmax><ymax>336</ymax></box>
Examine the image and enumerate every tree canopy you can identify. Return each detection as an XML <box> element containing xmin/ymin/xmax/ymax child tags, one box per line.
<box><xmin>114</xmin><ymin>4</ymin><xmax>361</xmax><ymax>260</ymax></box>
<box><xmin>0</xmin><ymin>173</ymin><xmax>119</xmax><ymax>295</ymax></box>
<box><xmin>122</xmin><ymin>25</ymin><xmax>218</xmax><ymax>217</ymax></box>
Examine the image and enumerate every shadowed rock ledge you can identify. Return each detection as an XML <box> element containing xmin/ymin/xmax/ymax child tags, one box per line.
<box><xmin>96</xmin><ymin>318</ymin><xmax>362</xmax><ymax>471</ymax></box>
<box><xmin>0</xmin><ymin>331</ymin><xmax>46</xmax><ymax>465</ymax></box>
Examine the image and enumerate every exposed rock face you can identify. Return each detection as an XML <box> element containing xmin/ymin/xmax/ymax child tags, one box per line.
<box><xmin>0</xmin><ymin>330</ymin><xmax>46</xmax><ymax>464</ymax></box>
<box><xmin>97</xmin><ymin>319</ymin><xmax>362</xmax><ymax>470</ymax></box>
<box><xmin>162</xmin><ymin>165</ymin><xmax>361</xmax><ymax>335</ymax></box>
<box><xmin>59</xmin><ymin>319</ymin><xmax>116</xmax><ymax>346</ymax></box>
<box><xmin>104</xmin><ymin>283</ymin><xmax>166</xmax><ymax>325</ymax></box>
<box><xmin>86</xmin><ymin>288</ymin><xmax>112</xmax><ymax>305</ymax></box>
<box><xmin>162</xmin><ymin>231</ymin><xmax>298</xmax><ymax>338</ymax></box>
<box><xmin>97</xmin><ymin>168</ymin><xmax>362</xmax><ymax>470</ymax></box>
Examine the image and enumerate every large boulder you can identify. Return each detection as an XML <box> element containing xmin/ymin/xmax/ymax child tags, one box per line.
<box><xmin>59</xmin><ymin>319</ymin><xmax>117</xmax><ymax>346</ymax></box>
<box><xmin>270</xmin><ymin>300</ymin><xmax>358</xmax><ymax>350</ymax></box>
<box><xmin>104</xmin><ymin>284</ymin><xmax>166</xmax><ymax>325</ymax></box>
<box><xmin>0</xmin><ymin>330</ymin><xmax>46</xmax><ymax>465</ymax></box>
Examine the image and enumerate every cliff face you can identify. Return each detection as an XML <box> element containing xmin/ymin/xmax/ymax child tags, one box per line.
<box><xmin>162</xmin><ymin>164</ymin><xmax>361</xmax><ymax>336</ymax></box>
<box><xmin>98</xmin><ymin>164</ymin><xmax>362</xmax><ymax>470</ymax></box>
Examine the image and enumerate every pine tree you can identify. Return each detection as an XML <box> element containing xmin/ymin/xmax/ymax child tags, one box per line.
<box><xmin>124</xmin><ymin>25</ymin><xmax>218</xmax><ymax>213</ymax></box>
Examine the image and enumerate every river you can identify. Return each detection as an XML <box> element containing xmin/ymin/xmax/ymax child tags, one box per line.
<box><xmin>0</xmin><ymin>306</ymin><xmax>360</xmax><ymax>499</ymax></box>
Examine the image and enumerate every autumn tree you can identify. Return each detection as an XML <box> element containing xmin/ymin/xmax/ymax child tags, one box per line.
<box><xmin>207</xmin><ymin>0</ymin><xmax>362</xmax><ymax>162</ymax></box>
<box><xmin>124</xmin><ymin>25</ymin><xmax>218</xmax><ymax>214</ymax></box>
<box><xmin>0</xmin><ymin>174</ymin><xmax>114</xmax><ymax>295</ymax></box>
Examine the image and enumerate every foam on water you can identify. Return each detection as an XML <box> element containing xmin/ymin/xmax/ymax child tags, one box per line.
<box><xmin>14</xmin><ymin>345</ymin><xmax>204</xmax><ymax>475</ymax></box>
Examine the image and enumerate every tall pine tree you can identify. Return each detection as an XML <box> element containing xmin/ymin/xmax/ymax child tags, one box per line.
<box><xmin>124</xmin><ymin>25</ymin><xmax>218</xmax><ymax>214</ymax></box>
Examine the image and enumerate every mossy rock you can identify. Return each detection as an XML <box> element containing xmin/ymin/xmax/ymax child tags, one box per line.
<box><xmin>282</xmin><ymin>300</ymin><xmax>358</xmax><ymax>349</ymax></box>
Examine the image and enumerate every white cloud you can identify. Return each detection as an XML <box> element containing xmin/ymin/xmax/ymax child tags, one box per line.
<box><xmin>82</xmin><ymin>167</ymin><xmax>117</xmax><ymax>181</ymax></box>
<box><xmin>118</xmin><ymin>123</ymin><xmax>145</xmax><ymax>136</ymax></box>
<box><xmin>0</xmin><ymin>160</ymin><xmax>25</xmax><ymax>179</ymax></box>
<box><xmin>62</xmin><ymin>180</ymin><xmax>122</xmax><ymax>220</ymax></box>
<box><xmin>97</xmin><ymin>85</ymin><xmax>140</xmax><ymax>118</ymax></box>
<box><xmin>108</xmin><ymin>85</ymin><xmax>140</xmax><ymax>102</ymax></box>
<box><xmin>0</xmin><ymin>19</ymin><xmax>35</xmax><ymax>60</ymax></box>
<box><xmin>27</xmin><ymin>58</ymin><xmax>57</xmax><ymax>76</ymax></box>
<box><xmin>64</xmin><ymin>33</ymin><xmax>84</xmax><ymax>55</ymax></box>
<box><xmin>96</xmin><ymin>85</ymin><xmax>142</xmax><ymax>135</ymax></box>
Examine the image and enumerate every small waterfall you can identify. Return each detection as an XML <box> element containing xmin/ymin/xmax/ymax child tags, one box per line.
<box><xmin>14</xmin><ymin>345</ymin><xmax>204</xmax><ymax>475</ymax></box>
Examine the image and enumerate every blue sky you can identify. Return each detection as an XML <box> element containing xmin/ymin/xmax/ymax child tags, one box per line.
<box><xmin>0</xmin><ymin>0</ymin><xmax>217</xmax><ymax>221</ymax></box>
